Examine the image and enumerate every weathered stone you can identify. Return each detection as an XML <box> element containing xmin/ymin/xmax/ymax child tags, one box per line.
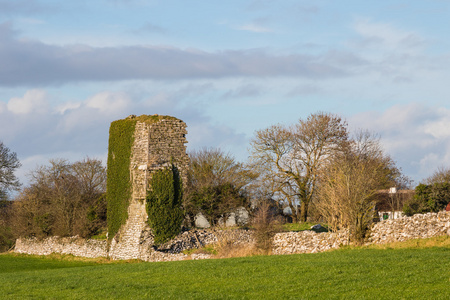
<box><xmin>195</xmin><ymin>213</ymin><xmax>211</xmax><ymax>228</ymax></box>
<box><xmin>14</xmin><ymin>210</ymin><xmax>450</xmax><ymax>261</ymax></box>
<box><xmin>235</xmin><ymin>207</ymin><xmax>249</xmax><ymax>225</ymax></box>
<box><xmin>225</xmin><ymin>212</ymin><xmax>237</xmax><ymax>227</ymax></box>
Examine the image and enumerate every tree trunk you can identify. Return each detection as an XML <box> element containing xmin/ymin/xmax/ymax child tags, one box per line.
<box><xmin>300</xmin><ymin>201</ymin><xmax>308</xmax><ymax>222</ymax></box>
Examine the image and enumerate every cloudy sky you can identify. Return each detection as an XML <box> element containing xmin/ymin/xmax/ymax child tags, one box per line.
<box><xmin>1</xmin><ymin>0</ymin><xmax>450</xmax><ymax>186</ymax></box>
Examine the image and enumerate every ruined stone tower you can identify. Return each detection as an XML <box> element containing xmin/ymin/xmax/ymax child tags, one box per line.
<box><xmin>107</xmin><ymin>114</ymin><xmax>189</xmax><ymax>260</ymax></box>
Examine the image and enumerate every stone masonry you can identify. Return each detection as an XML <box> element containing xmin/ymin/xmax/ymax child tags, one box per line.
<box><xmin>108</xmin><ymin>115</ymin><xmax>189</xmax><ymax>260</ymax></box>
<box><xmin>15</xmin><ymin>212</ymin><xmax>450</xmax><ymax>261</ymax></box>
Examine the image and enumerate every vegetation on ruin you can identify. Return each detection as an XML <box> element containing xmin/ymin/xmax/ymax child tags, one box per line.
<box><xmin>146</xmin><ymin>166</ymin><xmax>184</xmax><ymax>245</ymax></box>
<box><xmin>1</xmin><ymin>238</ymin><xmax>449</xmax><ymax>299</ymax></box>
<box><xmin>106</xmin><ymin>118</ymin><xmax>137</xmax><ymax>240</ymax></box>
<box><xmin>106</xmin><ymin>115</ymin><xmax>181</xmax><ymax>240</ymax></box>
<box><xmin>134</xmin><ymin>114</ymin><xmax>179</xmax><ymax>124</ymax></box>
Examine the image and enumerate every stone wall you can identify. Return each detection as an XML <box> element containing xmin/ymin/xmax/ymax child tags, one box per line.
<box><xmin>15</xmin><ymin>236</ymin><xmax>108</xmax><ymax>258</ymax></box>
<box><xmin>368</xmin><ymin>211</ymin><xmax>450</xmax><ymax>244</ymax></box>
<box><xmin>14</xmin><ymin>229</ymin><xmax>252</xmax><ymax>262</ymax></box>
<box><xmin>272</xmin><ymin>211</ymin><xmax>450</xmax><ymax>255</ymax></box>
<box><xmin>272</xmin><ymin>230</ymin><xmax>349</xmax><ymax>255</ymax></box>
<box><xmin>14</xmin><ymin>212</ymin><xmax>450</xmax><ymax>261</ymax></box>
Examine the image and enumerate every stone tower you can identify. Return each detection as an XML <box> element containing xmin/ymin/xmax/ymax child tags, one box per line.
<box><xmin>108</xmin><ymin>115</ymin><xmax>189</xmax><ymax>260</ymax></box>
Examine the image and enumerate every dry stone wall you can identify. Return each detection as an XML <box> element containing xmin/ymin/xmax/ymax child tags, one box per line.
<box><xmin>272</xmin><ymin>230</ymin><xmax>349</xmax><ymax>255</ymax></box>
<box><xmin>15</xmin><ymin>236</ymin><xmax>107</xmax><ymax>258</ymax></box>
<box><xmin>368</xmin><ymin>211</ymin><xmax>450</xmax><ymax>244</ymax></box>
<box><xmin>14</xmin><ymin>212</ymin><xmax>450</xmax><ymax>261</ymax></box>
<box><xmin>272</xmin><ymin>211</ymin><xmax>450</xmax><ymax>255</ymax></box>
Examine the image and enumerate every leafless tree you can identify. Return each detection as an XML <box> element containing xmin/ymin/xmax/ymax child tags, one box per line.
<box><xmin>249</xmin><ymin>113</ymin><xmax>348</xmax><ymax>222</ymax></box>
<box><xmin>424</xmin><ymin>166</ymin><xmax>450</xmax><ymax>185</ymax></box>
<box><xmin>0</xmin><ymin>141</ymin><xmax>21</xmax><ymax>201</ymax></box>
<box><xmin>316</xmin><ymin>131</ymin><xmax>401</xmax><ymax>243</ymax></box>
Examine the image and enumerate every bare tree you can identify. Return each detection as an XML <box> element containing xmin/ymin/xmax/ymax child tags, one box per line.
<box><xmin>424</xmin><ymin>166</ymin><xmax>450</xmax><ymax>185</ymax></box>
<box><xmin>249</xmin><ymin>113</ymin><xmax>348</xmax><ymax>222</ymax></box>
<box><xmin>13</xmin><ymin>158</ymin><xmax>106</xmax><ymax>238</ymax></box>
<box><xmin>316</xmin><ymin>131</ymin><xmax>400</xmax><ymax>243</ymax></box>
<box><xmin>0</xmin><ymin>141</ymin><xmax>21</xmax><ymax>200</ymax></box>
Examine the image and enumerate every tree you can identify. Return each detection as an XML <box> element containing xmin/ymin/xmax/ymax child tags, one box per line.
<box><xmin>424</xmin><ymin>166</ymin><xmax>450</xmax><ymax>185</ymax></box>
<box><xmin>0</xmin><ymin>141</ymin><xmax>21</xmax><ymax>200</ymax></box>
<box><xmin>403</xmin><ymin>182</ymin><xmax>450</xmax><ymax>216</ymax></box>
<box><xmin>184</xmin><ymin>148</ymin><xmax>254</xmax><ymax>226</ymax></box>
<box><xmin>13</xmin><ymin>158</ymin><xmax>107</xmax><ymax>238</ymax></box>
<box><xmin>146</xmin><ymin>165</ymin><xmax>184</xmax><ymax>245</ymax></box>
<box><xmin>403</xmin><ymin>166</ymin><xmax>450</xmax><ymax>216</ymax></box>
<box><xmin>316</xmin><ymin>131</ymin><xmax>401</xmax><ymax>243</ymax></box>
<box><xmin>249</xmin><ymin>113</ymin><xmax>348</xmax><ymax>222</ymax></box>
<box><xmin>0</xmin><ymin>200</ymin><xmax>14</xmax><ymax>251</ymax></box>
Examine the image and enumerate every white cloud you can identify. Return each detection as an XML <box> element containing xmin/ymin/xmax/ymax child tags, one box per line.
<box><xmin>1</xmin><ymin>87</ymin><xmax>249</xmax><ymax>187</ymax></box>
<box><xmin>86</xmin><ymin>91</ymin><xmax>131</xmax><ymax>114</ymax></box>
<box><xmin>422</xmin><ymin>111</ymin><xmax>450</xmax><ymax>139</ymax></box>
<box><xmin>353</xmin><ymin>19</ymin><xmax>424</xmax><ymax>53</ymax></box>
<box><xmin>56</xmin><ymin>101</ymin><xmax>81</xmax><ymax>114</ymax></box>
<box><xmin>7</xmin><ymin>89</ymin><xmax>48</xmax><ymax>114</ymax></box>
<box><xmin>350</xmin><ymin>103</ymin><xmax>450</xmax><ymax>183</ymax></box>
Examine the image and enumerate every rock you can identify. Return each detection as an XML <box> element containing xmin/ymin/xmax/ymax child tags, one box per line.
<box><xmin>225</xmin><ymin>212</ymin><xmax>236</xmax><ymax>227</ymax></box>
<box><xmin>311</xmin><ymin>224</ymin><xmax>324</xmax><ymax>230</ymax></box>
<box><xmin>235</xmin><ymin>207</ymin><xmax>250</xmax><ymax>225</ymax></box>
<box><xmin>194</xmin><ymin>213</ymin><xmax>211</xmax><ymax>228</ymax></box>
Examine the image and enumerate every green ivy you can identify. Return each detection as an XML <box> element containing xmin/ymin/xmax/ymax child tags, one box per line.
<box><xmin>106</xmin><ymin>118</ymin><xmax>137</xmax><ymax>239</ymax></box>
<box><xmin>146</xmin><ymin>166</ymin><xmax>183</xmax><ymax>245</ymax></box>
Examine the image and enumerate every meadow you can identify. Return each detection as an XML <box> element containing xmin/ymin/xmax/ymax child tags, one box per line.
<box><xmin>1</xmin><ymin>236</ymin><xmax>449</xmax><ymax>299</ymax></box>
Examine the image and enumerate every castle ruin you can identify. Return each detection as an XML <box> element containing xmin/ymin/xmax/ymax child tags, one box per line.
<box><xmin>108</xmin><ymin>114</ymin><xmax>189</xmax><ymax>260</ymax></box>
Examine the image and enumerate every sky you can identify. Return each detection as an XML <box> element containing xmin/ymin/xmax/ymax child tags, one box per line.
<box><xmin>1</xmin><ymin>0</ymin><xmax>450</xmax><ymax>188</ymax></box>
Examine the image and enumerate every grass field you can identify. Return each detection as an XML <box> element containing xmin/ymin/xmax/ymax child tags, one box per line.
<box><xmin>1</xmin><ymin>238</ymin><xmax>449</xmax><ymax>299</ymax></box>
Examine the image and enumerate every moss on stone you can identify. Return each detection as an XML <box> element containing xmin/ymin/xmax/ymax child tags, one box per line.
<box><xmin>133</xmin><ymin>114</ymin><xmax>179</xmax><ymax>124</ymax></box>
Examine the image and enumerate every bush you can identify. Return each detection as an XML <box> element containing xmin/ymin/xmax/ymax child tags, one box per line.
<box><xmin>252</xmin><ymin>201</ymin><xmax>281</xmax><ymax>253</ymax></box>
<box><xmin>12</xmin><ymin>158</ymin><xmax>107</xmax><ymax>239</ymax></box>
<box><xmin>146</xmin><ymin>166</ymin><xmax>184</xmax><ymax>245</ymax></box>
<box><xmin>403</xmin><ymin>183</ymin><xmax>450</xmax><ymax>216</ymax></box>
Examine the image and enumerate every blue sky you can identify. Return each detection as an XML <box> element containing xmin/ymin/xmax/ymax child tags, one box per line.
<box><xmin>1</xmin><ymin>0</ymin><xmax>450</xmax><ymax>186</ymax></box>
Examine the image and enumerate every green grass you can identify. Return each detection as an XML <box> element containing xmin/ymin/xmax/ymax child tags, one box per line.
<box><xmin>282</xmin><ymin>222</ymin><xmax>329</xmax><ymax>232</ymax></box>
<box><xmin>1</xmin><ymin>244</ymin><xmax>449</xmax><ymax>299</ymax></box>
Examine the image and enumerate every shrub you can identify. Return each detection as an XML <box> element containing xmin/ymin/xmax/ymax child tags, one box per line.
<box><xmin>146</xmin><ymin>165</ymin><xmax>184</xmax><ymax>245</ymax></box>
<box><xmin>252</xmin><ymin>201</ymin><xmax>281</xmax><ymax>253</ymax></box>
<box><xmin>403</xmin><ymin>183</ymin><xmax>450</xmax><ymax>216</ymax></box>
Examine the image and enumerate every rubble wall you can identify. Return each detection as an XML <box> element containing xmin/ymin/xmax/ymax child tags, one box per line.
<box><xmin>15</xmin><ymin>212</ymin><xmax>450</xmax><ymax>260</ymax></box>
